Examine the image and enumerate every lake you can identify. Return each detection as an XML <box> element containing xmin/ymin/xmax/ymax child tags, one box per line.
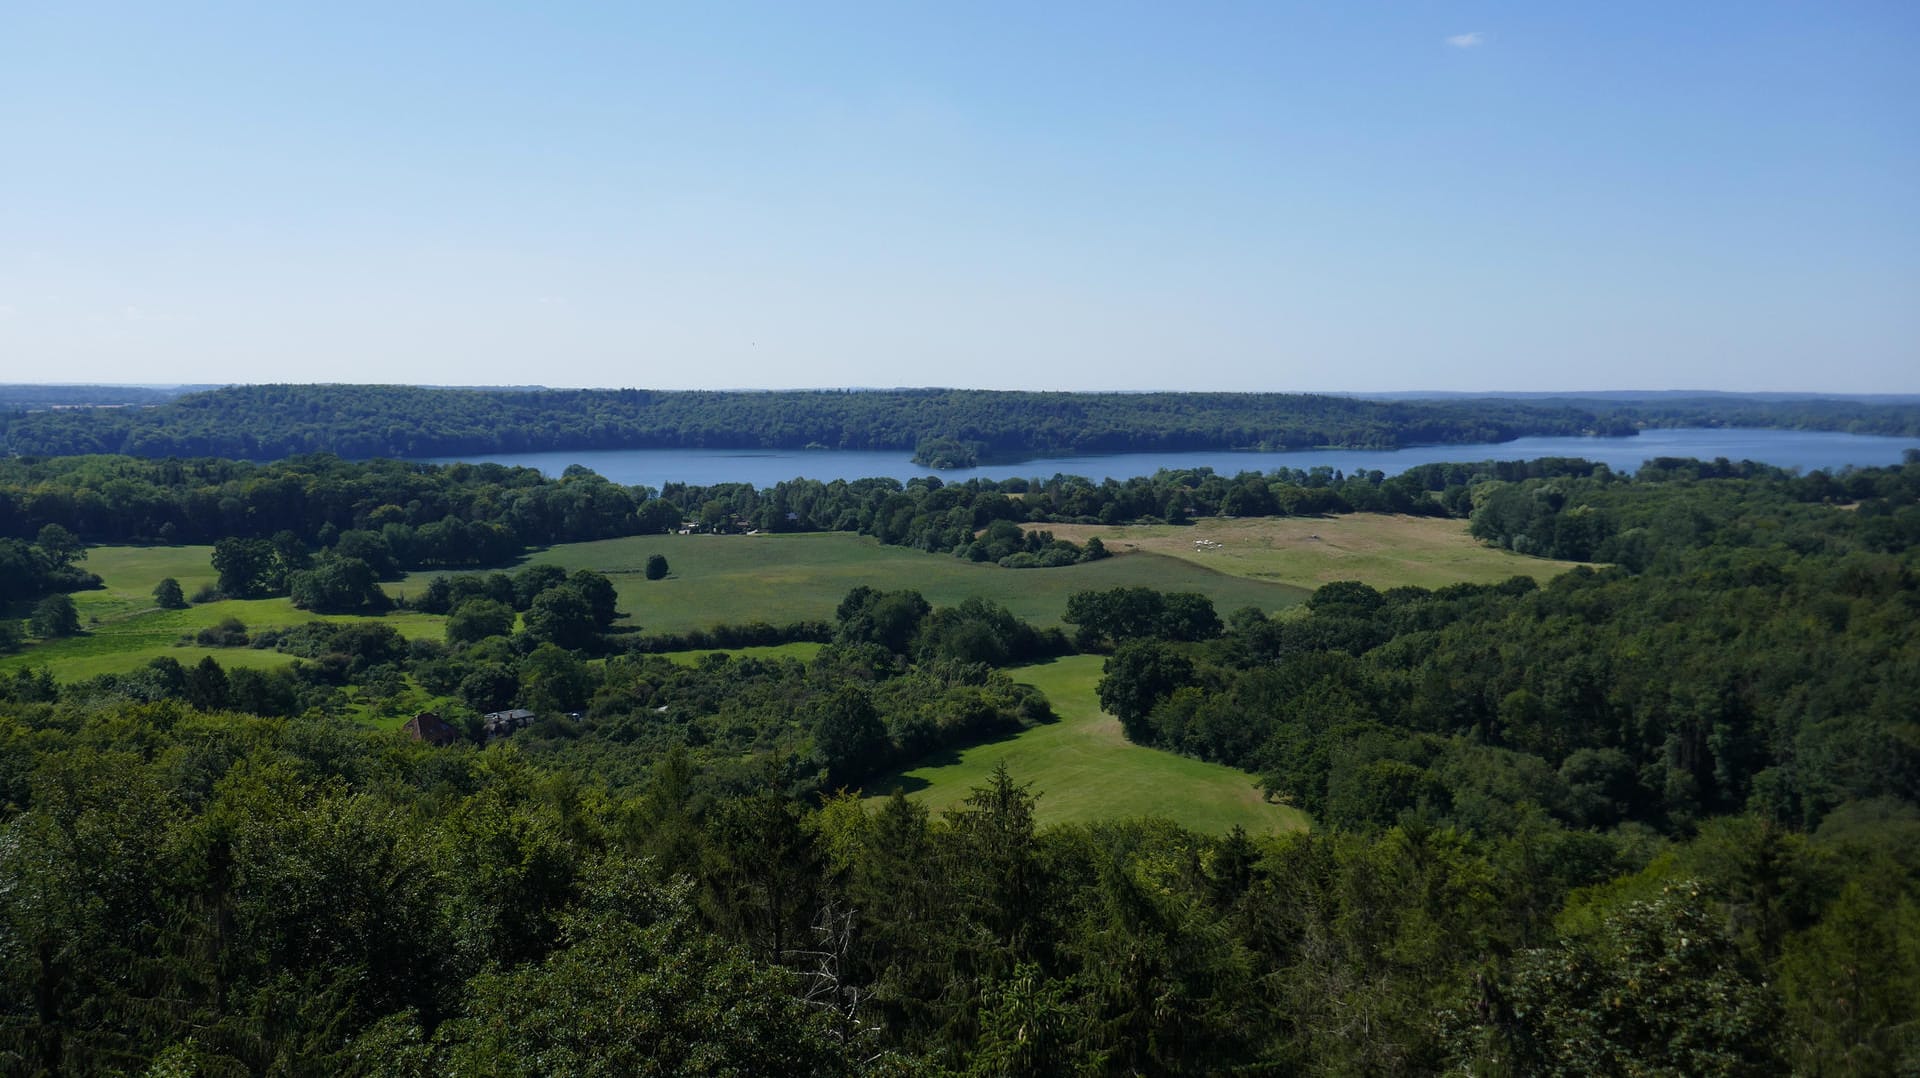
<box><xmin>419</xmin><ymin>427</ymin><xmax>1919</xmax><ymax>489</ymax></box>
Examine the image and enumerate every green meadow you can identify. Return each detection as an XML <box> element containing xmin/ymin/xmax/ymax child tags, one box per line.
<box><xmin>478</xmin><ymin>532</ymin><xmax>1310</xmax><ymax>636</ymax></box>
<box><xmin>55</xmin><ymin>544</ymin><xmax>223</xmax><ymax>622</ymax></box>
<box><xmin>3</xmin><ymin>545</ymin><xmax>445</xmax><ymax>682</ymax></box>
<box><xmin>864</xmin><ymin>655</ymin><xmax>1310</xmax><ymax>835</ymax></box>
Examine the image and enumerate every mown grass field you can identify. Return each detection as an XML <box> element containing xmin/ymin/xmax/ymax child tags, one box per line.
<box><xmin>863</xmin><ymin>655</ymin><xmax>1310</xmax><ymax>835</ymax></box>
<box><xmin>654</xmin><ymin>642</ymin><xmax>825</xmax><ymax>666</ymax></box>
<box><xmin>1037</xmin><ymin>514</ymin><xmax>1590</xmax><ymax>590</ymax></box>
<box><xmin>472</xmin><ymin>532</ymin><xmax>1311</xmax><ymax>636</ymax></box>
<box><xmin>3</xmin><ymin>545</ymin><xmax>445</xmax><ymax>682</ymax></box>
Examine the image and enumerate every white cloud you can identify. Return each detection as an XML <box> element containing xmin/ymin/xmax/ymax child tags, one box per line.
<box><xmin>1446</xmin><ymin>31</ymin><xmax>1486</xmax><ymax>48</ymax></box>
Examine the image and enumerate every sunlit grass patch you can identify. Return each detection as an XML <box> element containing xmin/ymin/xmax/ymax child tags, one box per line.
<box><xmin>865</xmin><ymin>655</ymin><xmax>1309</xmax><ymax>835</ymax></box>
<box><xmin>1037</xmin><ymin>513</ymin><xmax>1591</xmax><ymax>590</ymax></box>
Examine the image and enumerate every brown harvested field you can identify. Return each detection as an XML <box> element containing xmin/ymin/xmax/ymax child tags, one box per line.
<box><xmin>1033</xmin><ymin>513</ymin><xmax>1591</xmax><ymax>590</ymax></box>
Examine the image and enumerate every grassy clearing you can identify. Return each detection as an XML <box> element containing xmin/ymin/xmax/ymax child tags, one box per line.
<box><xmin>863</xmin><ymin>655</ymin><xmax>1310</xmax><ymax>835</ymax></box>
<box><xmin>467</xmin><ymin>532</ymin><xmax>1309</xmax><ymax>637</ymax></box>
<box><xmin>1037</xmin><ymin>514</ymin><xmax>1590</xmax><ymax>590</ymax></box>
<box><xmin>653</xmin><ymin>642</ymin><xmax>826</xmax><ymax>666</ymax></box>
<box><xmin>2</xmin><ymin>598</ymin><xmax>446</xmax><ymax>682</ymax></box>
<box><xmin>4</xmin><ymin>545</ymin><xmax>446</xmax><ymax>682</ymax></box>
<box><xmin>65</xmin><ymin>544</ymin><xmax>223</xmax><ymax>622</ymax></box>
<box><xmin>12</xmin><ymin>641</ymin><xmax>305</xmax><ymax>684</ymax></box>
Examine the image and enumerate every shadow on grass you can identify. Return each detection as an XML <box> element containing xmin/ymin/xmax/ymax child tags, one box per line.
<box><xmin>861</xmin><ymin>718</ymin><xmax>1044</xmax><ymax>797</ymax></box>
<box><xmin>1011</xmin><ymin>652</ymin><xmax>1104</xmax><ymax>673</ymax></box>
<box><xmin>863</xmin><ymin>774</ymin><xmax>933</xmax><ymax>796</ymax></box>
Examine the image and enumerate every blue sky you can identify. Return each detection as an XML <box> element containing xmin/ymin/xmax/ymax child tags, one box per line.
<box><xmin>2</xmin><ymin>2</ymin><xmax>1914</xmax><ymax>391</ymax></box>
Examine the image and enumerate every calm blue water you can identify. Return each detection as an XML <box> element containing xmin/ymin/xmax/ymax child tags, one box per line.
<box><xmin>419</xmin><ymin>428</ymin><xmax>1919</xmax><ymax>489</ymax></box>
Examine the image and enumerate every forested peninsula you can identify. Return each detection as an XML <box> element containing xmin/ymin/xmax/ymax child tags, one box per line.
<box><xmin>8</xmin><ymin>383</ymin><xmax>1920</xmax><ymax>464</ymax></box>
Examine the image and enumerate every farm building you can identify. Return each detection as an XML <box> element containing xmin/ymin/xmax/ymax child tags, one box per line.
<box><xmin>401</xmin><ymin>712</ymin><xmax>460</xmax><ymax>747</ymax></box>
<box><xmin>482</xmin><ymin>708</ymin><xmax>538</xmax><ymax>737</ymax></box>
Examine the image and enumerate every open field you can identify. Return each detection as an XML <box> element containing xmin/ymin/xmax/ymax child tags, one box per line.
<box><xmin>653</xmin><ymin>642</ymin><xmax>826</xmax><ymax>666</ymax></box>
<box><xmin>456</xmin><ymin>532</ymin><xmax>1311</xmax><ymax>636</ymax></box>
<box><xmin>60</xmin><ymin>544</ymin><xmax>223</xmax><ymax>622</ymax></box>
<box><xmin>1035</xmin><ymin>514</ymin><xmax>1590</xmax><ymax>590</ymax></box>
<box><xmin>3</xmin><ymin>638</ymin><xmax>308</xmax><ymax>684</ymax></box>
<box><xmin>864</xmin><ymin>655</ymin><xmax>1310</xmax><ymax>835</ymax></box>
<box><xmin>2</xmin><ymin>598</ymin><xmax>446</xmax><ymax>682</ymax></box>
<box><xmin>4</xmin><ymin>545</ymin><xmax>446</xmax><ymax>682</ymax></box>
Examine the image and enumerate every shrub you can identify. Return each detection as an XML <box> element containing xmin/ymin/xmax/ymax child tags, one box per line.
<box><xmin>195</xmin><ymin>616</ymin><xmax>251</xmax><ymax>648</ymax></box>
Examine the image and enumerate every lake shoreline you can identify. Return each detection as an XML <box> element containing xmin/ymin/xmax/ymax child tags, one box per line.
<box><xmin>411</xmin><ymin>427</ymin><xmax>1920</xmax><ymax>490</ymax></box>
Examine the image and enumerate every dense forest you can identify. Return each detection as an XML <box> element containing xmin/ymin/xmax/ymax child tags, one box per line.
<box><xmin>0</xmin><ymin>384</ymin><xmax>1624</xmax><ymax>460</ymax></box>
<box><xmin>2</xmin><ymin>455</ymin><xmax>1918</xmax><ymax>1072</ymax></box>
<box><xmin>10</xmin><ymin>384</ymin><xmax>1920</xmax><ymax>463</ymax></box>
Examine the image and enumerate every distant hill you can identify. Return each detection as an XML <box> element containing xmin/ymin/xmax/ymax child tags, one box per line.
<box><xmin>3</xmin><ymin>383</ymin><xmax>1918</xmax><ymax>463</ymax></box>
<box><xmin>0</xmin><ymin>383</ymin><xmax>219</xmax><ymax>412</ymax></box>
<box><xmin>0</xmin><ymin>383</ymin><xmax>1633</xmax><ymax>461</ymax></box>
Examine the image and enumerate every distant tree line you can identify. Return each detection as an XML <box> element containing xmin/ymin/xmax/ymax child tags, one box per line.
<box><xmin>0</xmin><ymin>450</ymin><xmax>1609</xmax><ymax>583</ymax></box>
<box><xmin>10</xmin><ymin>384</ymin><xmax>1920</xmax><ymax>462</ymax></box>
<box><xmin>7</xmin><ymin>453</ymin><xmax>1920</xmax><ymax>603</ymax></box>
<box><xmin>0</xmin><ymin>454</ymin><xmax>661</xmax><ymax>577</ymax></box>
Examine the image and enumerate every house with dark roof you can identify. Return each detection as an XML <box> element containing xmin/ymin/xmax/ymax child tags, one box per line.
<box><xmin>401</xmin><ymin>711</ymin><xmax>460</xmax><ymax>747</ymax></box>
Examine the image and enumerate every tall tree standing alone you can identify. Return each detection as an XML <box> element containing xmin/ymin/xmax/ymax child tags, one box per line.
<box><xmin>152</xmin><ymin>577</ymin><xmax>187</xmax><ymax>609</ymax></box>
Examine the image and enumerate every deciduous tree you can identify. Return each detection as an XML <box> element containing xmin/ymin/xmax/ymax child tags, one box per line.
<box><xmin>446</xmin><ymin>598</ymin><xmax>515</xmax><ymax>645</ymax></box>
<box><xmin>152</xmin><ymin>576</ymin><xmax>187</xmax><ymax>609</ymax></box>
<box><xmin>29</xmin><ymin>593</ymin><xmax>81</xmax><ymax>638</ymax></box>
